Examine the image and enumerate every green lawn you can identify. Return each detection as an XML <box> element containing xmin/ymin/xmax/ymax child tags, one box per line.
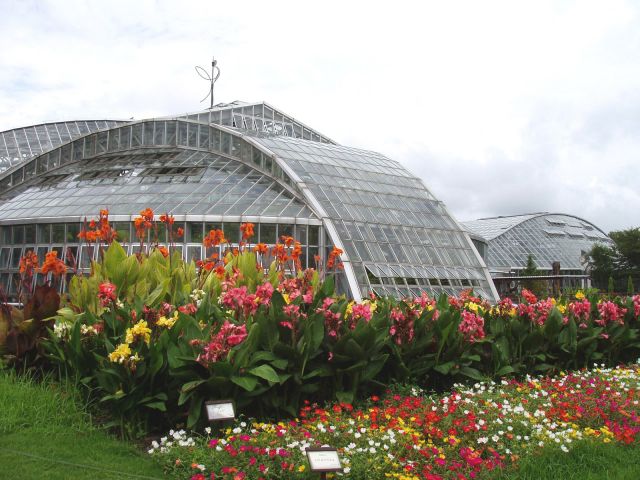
<box><xmin>0</xmin><ymin>370</ymin><xmax>164</xmax><ymax>480</ymax></box>
<box><xmin>495</xmin><ymin>440</ymin><xmax>640</xmax><ymax>480</ymax></box>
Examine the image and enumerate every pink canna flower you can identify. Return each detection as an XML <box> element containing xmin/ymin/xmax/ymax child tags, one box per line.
<box><xmin>458</xmin><ymin>310</ymin><xmax>485</xmax><ymax>343</ymax></box>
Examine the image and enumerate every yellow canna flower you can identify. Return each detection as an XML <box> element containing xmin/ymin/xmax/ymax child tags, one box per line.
<box><xmin>125</xmin><ymin>319</ymin><xmax>152</xmax><ymax>344</ymax></box>
<box><xmin>108</xmin><ymin>343</ymin><xmax>132</xmax><ymax>363</ymax></box>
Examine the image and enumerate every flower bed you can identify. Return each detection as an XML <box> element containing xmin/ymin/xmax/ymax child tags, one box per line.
<box><xmin>3</xmin><ymin>209</ymin><xmax>640</xmax><ymax>438</ymax></box>
<box><xmin>149</xmin><ymin>365</ymin><xmax>640</xmax><ymax>479</ymax></box>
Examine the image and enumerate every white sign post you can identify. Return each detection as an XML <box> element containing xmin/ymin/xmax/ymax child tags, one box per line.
<box><xmin>305</xmin><ymin>447</ymin><xmax>342</xmax><ymax>479</ymax></box>
<box><xmin>205</xmin><ymin>400</ymin><xmax>235</xmax><ymax>422</ymax></box>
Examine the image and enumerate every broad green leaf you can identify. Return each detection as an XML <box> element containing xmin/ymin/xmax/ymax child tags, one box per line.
<box><xmin>248</xmin><ymin>364</ymin><xmax>280</xmax><ymax>384</ymax></box>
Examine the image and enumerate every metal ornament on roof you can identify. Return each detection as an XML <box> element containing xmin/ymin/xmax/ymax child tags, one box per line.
<box><xmin>195</xmin><ymin>57</ymin><xmax>221</xmax><ymax>109</ymax></box>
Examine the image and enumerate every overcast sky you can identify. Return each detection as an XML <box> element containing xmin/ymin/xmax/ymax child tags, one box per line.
<box><xmin>1</xmin><ymin>0</ymin><xmax>638</xmax><ymax>233</ymax></box>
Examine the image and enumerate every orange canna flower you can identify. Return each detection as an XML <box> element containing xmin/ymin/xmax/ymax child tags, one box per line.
<box><xmin>240</xmin><ymin>222</ymin><xmax>255</xmax><ymax>240</ymax></box>
<box><xmin>19</xmin><ymin>250</ymin><xmax>39</xmax><ymax>274</ymax></box>
<box><xmin>139</xmin><ymin>208</ymin><xmax>154</xmax><ymax>222</ymax></box>
<box><xmin>290</xmin><ymin>241</ymin><xmax>303</xmax><ymax>261</ymax></box>
<box><xmin>253</xmin><ymin>243</ymin><xmax>268</xmax><ymax>255</ymax></box>
<box><xmin>41</xmin><ymin>250</ymin><xmax>67</xmax><ymax>276</ymax></box>
<box><xmin>157</xmin><ymin>246</ymin><xmax>169</xmax><ymax>258</ymax></box>
<box><xmin>326</xmin><ymin>246</ymin><xmax>344</xmax><ymax>269</ymax></box>
<box><xmin>281</xmin><ymin>235</ymin><xmax>294</xmax><ymax>247</ymax></box>
<box><xmin>203</xmin><ymin>229</ymin><xmax>226</xmax><ymax>248</ymax></box>
<box><xmin>159</xmin><ymin>214</ymin><xmax>175</xmax><ymax>225</ymax></box>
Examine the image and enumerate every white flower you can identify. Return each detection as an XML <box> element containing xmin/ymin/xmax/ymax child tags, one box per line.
<box><xmin>561</xmin><ymin>445</ymin><xmax>569</xmax><ymax>453</ymax></box>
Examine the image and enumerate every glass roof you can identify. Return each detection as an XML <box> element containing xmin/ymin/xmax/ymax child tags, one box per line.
<box><xmin>0</xmin><ymin>120</ymin><xmax>126</xmax><ymax>173</ymax></box>
<box><xmin>250</xmin><ymin>134</ymin><xmax>498</xmax><ymax>300</ymax></box>
<box><xmin>0</xmin><ymin>148</ymin><xmax>316</xmax><ymax>221</ymax></box>
<box><xmin>464</xmin><ymin>213</ymin><xmax>613</xmax><ymax>271</ymax></box>
<box><xmin>172</xmin><ymin>101</ymin><xmax>335</xmax><ymax>145</ymax></box>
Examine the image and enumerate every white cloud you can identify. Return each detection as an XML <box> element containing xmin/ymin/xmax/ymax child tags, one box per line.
<box><xmin>1</xmin><ymin>0</ymin><xmax>638</xmax><ymax>232</ymax></box>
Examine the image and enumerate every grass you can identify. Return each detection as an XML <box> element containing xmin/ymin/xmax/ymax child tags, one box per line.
<box><xmin>495</xmin><ymin>440</ymin><xmax>640</xmax><ymax>480</ymax></box>
<box><xmin>0</xmin><ymin>369</ymin><xmax>165</xmax><ymax>480</ymax></box>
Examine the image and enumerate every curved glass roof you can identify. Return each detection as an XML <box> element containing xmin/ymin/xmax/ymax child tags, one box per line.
<box><xmin>463</xmin><ymin>213</ymin><xmax>613</xmax><ymax>272</ymax></box>
<box><xmin>0</xmin><ymin>148</ymin><xmax>315</xmax><ymax>221</ymax></box>
<box><xmin>0</xmin><ymin>103</ymin><xmax>499</xmax><ymax>301</ymax></box>
<box><xmin>0</xmin><ymin>120</ymin><xmax>126</xmax><ymax>173</ymax></box>
<box><xmin>249</xmin><ymin>134</ymin><xmax>497</xmax><ymax>300</ymax></box>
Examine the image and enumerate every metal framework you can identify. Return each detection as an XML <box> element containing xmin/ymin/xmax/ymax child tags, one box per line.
<box><xmin>0</xmin><ymin>102</ymin><xmax>499</xmax><ymax>301</ymax></box>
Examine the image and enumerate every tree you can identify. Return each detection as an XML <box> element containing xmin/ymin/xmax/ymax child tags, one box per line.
<box><xmin>589</xmin><ymin>227</ymin><xmax>639</xmax><ymax>294</ymax></box>
<box><xmin>609</xmin><ymin>228</ymin><xmax>640</xmax><ymax>270</ymax></box>
<box><xmin>520</xmin><ymin>254</ymin><xmax>548</xmax><ymax>298</ymax></box>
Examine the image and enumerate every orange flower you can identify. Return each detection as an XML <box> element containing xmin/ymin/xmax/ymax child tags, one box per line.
<box><xmin>240</xmin><ymin>222</ymin><xmax>255</xmax><ymax>240</ymax></box>
<box><xmin>253</xmin><ymin>243</ymin><xmax>268</xmax><ymax>255</ymax></box>
<box><xmin>290</xmin><ymin>241</ymin><xmax>303</xmax><ymax>261</ymax></box>
<box><xmin>159</xmin><ymin>214</ymin><xmax>175</xmax><ymax>225</ymax></box>
<box><xmin>176</xmin><ymin>227</ymin><xmax>184</xmax><ymax>238</ymax></box>
<box><xmin>157</xmin><ymin>246</ymin><xmax>169</xmax><ymax>258</ymax></box>
<box><xmin>203</xmin><ymin>229</ymin><xmax>226</xmax><ymax>248</ymax></box>
<box><xmin>281</xmin><ymin>235</ymin><xmax>294</xmax><ymax>247</ymax></box>
<box><xmin>272</xmin><ymin>243</ymin><xmax>288</xmax><ymax>263</ymax></box>
<box><xmin>41</xmin><ymin>250</ymin><xmax>67</xmax><ymax>276</ymax></box>
<box><xmin>139</xmin><ymin>208</ymin><xmax>154</xmax><ymax>222</ymax></box>
<box><xmin>99</xmin><ymin>209</ymin><xmax>109</xmax><ymax>217</ymax></box>
<box><xmin>326</xmin><ymin>246</ymin><xmax>343</xmax><ymax>269</ymax></box>
<box><xmin>19</xmin><ymin>250</ymin><xmax>39</xmax><ymax>274</ymax></box>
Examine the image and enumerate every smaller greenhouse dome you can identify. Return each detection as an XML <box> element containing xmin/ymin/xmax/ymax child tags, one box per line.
<box><xmin>463</xmin><ymin>213</ymin><xmax>614</xmax><ymax>295</ymax></box>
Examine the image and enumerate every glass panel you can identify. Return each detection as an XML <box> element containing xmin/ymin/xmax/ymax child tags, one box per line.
<box><xmin>36</xmin><ymin>224</ymin><xmax>51</xmax><ymax>244</ymax></box>
<box><xmin>12</xmin><ymin>225</ymin><xmax>24</xmax><ymax>244</ymax></box>
<box><xmin>113</xmin><ymin>222</ymin><xmax>131</xmax><ymax>243</ymax></box>
<box><xmin>0</xmin><ymin>227</ymin><xmax>10</xmax><ymax>245</ymax></box>
<box><xmin>260</xmin><ymin>224</ymin><xmax>276</xmax><ymax>243</ymax></box>
<box><xmin>279</xmin><ymin>224</ymin><xmax>293</xmax><ymax>240</ymax></box>
<box><xmin>224</xmin><ymin>223</ymin><xmax>240</xmax><ymax>243</ymax></box>
<box><xmin>0</xmin><ymin>248</ymin><xmax>10</xmax><ymax>268</ymax></box>
<box><xmin>36</xmin><ymin>246</ymin><xmax>48</xmax><ymax>264</ymax></box>
<box><xmin>308</xmin><ymin>225</ymin><xmax>319</xmax><ymax>245</ymax></box>
<box><xmin>24</xmin><ymin>224</ymin><xmax>36</xmax><ymax>243</ymax></box>
<box><xmin>64</xmin><ymin>246</ymin><xmax>79</xmax><ymax>267</ymax></box>
<box><xmin>10</xmin><ymin>247</ymin><xmax>22</xmax><ymax>268</ymax></box>
<box><xmin>187</xmin><ymin>246</ymin><xmax>202</xmax><ymax>262</ymax></box>
<box><xmin>187</xmin><ymin>222</ymin><xmax>204</xmax><ymax>243</ymax></box>
<box><xmin>52</xmin><ymin>224</ymin><xmax>65</xmax><ymax>243</ymax></box>
<box><xmin>66</xmin><ymin>223</ymin><xmax>81</xmax><ymax>243</ymax></box>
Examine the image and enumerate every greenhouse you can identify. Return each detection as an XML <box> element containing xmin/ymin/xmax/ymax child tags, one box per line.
<box><xmin>0</xmin><ymin>101</ymin><xmax>498</xmax><ymax>301</ymax></box>
<box><xmin>463</xmin><ymin>213</ymin><xmax>614</xmax><ymax>295</ymax></box>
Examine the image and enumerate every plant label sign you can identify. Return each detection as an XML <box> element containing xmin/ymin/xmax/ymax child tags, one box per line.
<box><xmin>205</xmin><ymin>400</ymin><xmax>235</xmax><ymax>422</ymax></box>
<box><xmin>305</xmin><ymin>447</ymin><xmax>342</xmax><ymax>472</ymax></box>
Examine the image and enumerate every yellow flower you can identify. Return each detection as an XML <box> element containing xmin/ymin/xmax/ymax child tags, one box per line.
<box><xmin>108</xmin><ymin>343</ymin><xmax>132</xmax><ymax>363</ymax></box>
<box><xmin>157</xmin><ymin>311</ymin><xmax>179</xmax><ymax>329</ymax></box>
<box><xmin>282</xmin><ymin>293</ymin><xmax>291</xmax><ymax>304</ymax></box>
<box><xmin>344</xmin><ymin>301</ymin><xmax>354</xmax><ymax>318</ymax></box>
<box><xmin>467</xmin><ymin>302</ymin><xmax>479</xmax><ymax>312</ymax></box>
<box><xmin>557</xmin><ymin>304</ymin><xmax>566</xmax><ymax>314</ymax></box>
<box><xmin>298</xmin><ymin>465</ymin><xmax>305</xmax><ymax>472</ymax></box>
<box><xmin>575</xmin><ymin>290</ymin><xmax>585</xmax><ymax>300</ymax></box>
<box><xmin>125</xmin><ymin>319</ymin><xmax>152</xmax><ymax>344</ymax></box>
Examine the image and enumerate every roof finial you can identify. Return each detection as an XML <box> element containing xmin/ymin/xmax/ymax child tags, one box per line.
<box><xmin>195</xmin><ymin>57</ymin><xmax>221</xmax><ymax>109</ymax></box>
